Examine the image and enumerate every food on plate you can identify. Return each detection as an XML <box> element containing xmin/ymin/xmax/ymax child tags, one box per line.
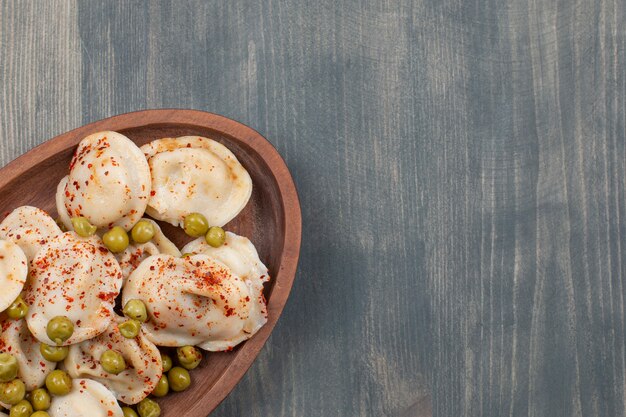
<box><xmin>166</xmin><ymin>367</ymin><xmax>190</xmax><ymax>392</ymax></box>
<box><xmin>0</xmin><ymin>130</ymin><xmax>269</xmax><ymax>415</ymax></box>
<box><xmin>0</xmin><ymin>206</ymin><xmax>62</xmax><ymax>262</ymax></box>
<box><xmin>117</xmin><ymin>219</ymin><xmax>180</xmax><ymax>283</ymax></box>
<box><xmin>56</xmin><ymin>131</ymin><xmax>151</xmax><ymax>232</ymax></box>
<box><xmin>122</xmin><ymin>254</ymin><xmax>265</xmax><ymax>351</ymax></box>
<box><xmin>0</xmin><ymin>319</ymin><xmax>56</xmax><ymax>390</ymax></box>
<box><xmin>24</xmin><ymin>233</ymin><xmax>123</xmax><ymax>346</ymax></box>
<box><xmin>141</xmin><ymin>136</ymin><xmax>252</xmax><ymax>228</ymax></box>
<box><xmin>29</xmin><ymin>388</ymin><xmax>51</xmax><ymax>411</ymax></box>
<box><xmin>0</xmin><ymin>241</ymin><xmax>28</xmax><ymax>313</ymax></box>
<box><xmin>48</xmin><ymin>379</ymin><xmax>123</xmax><ymax>417</ymax></box>
<box><xmin>44</xmin><ymin>370</ymin><xmax>72</xmax><ymax>396</ymax></box>
<box><xmin>64</xmin><ymin>316</ymin><xmax>161</xmax><ymax>404</ymax></box>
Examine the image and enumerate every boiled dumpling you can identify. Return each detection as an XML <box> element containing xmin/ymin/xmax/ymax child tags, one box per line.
<box><xmin>65</xmin><ymin>315</ymin><xmax>162</xmax><ymax>404</ymax></box>
<box><xmin>48</xmin><ymin>379</ymin><xmax>124</xmax><ymax>417</ymax></box>
<box><xmin>56</xmin><ymin>131</ymin><xmax>151</xmax><ymax>231</ymax></box>
<box><xmin>0</xmin><ymin>240</ymin><xmax>28</xmax><ymax>312</ymax></box>
<box><xmin>116</xmin><ymin>218</ymin><xmax>180</xmax><ymax>282</ymax></box>
<box><xmin>122</xmin><ymin>254</ymin><xmax>261</xmax><ymax>350</ymax></box>
<box><xmin>0</xmin><ymin>206</ymin><xmax>62</xmax><ymax>262</ymax></box>
<box><xmin>24</xmin><ymin>232</ymin><xmax>123</xmax><ymax>346</ymax></box>
<box><xmin>141</xmin><ymin>136</ymin><xmax>252</xmax><ymax>227</ymax></box>
<box><xmin>0</xmin><ymin>317</ymin><xmax>56</xmax><ymax>390</ymax></box>
<box><xmin>182</xmin><ymin>232</ymin><xmax>269</xmax><ymax>350</ymax></box>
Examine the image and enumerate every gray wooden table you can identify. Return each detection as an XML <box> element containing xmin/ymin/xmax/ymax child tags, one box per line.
<box><xmin>1</xmin><ymin>1</ymin><xmax>625</xmax><ymax>416</ymax></box>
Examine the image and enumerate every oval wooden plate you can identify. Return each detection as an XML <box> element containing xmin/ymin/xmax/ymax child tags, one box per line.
<box><xmin>0</xmin><ymin>109</ymin><xmax>302</xmax><ymax>416</ymax></box>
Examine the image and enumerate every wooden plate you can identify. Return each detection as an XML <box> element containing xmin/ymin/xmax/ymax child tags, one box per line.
<box><xmin>0</xmin><ymin>109</ymin><xmax>302</xmax><ymax>416</ymax></box>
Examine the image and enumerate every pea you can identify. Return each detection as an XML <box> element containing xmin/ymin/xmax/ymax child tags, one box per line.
<box><xmin>100</xmin><ymin>350</ymin><xmax>126</xmax><ymax>375</ymax></box>
<box><xmin>5</xmin><ymin>296</ymin><xmax>28</xmax><ymax>320</ymax></box>
<box><xmin>8</xmin><ymin>399</ymin><xmax>32</xmax><ymax>417</ymax></box>
<box><xmin>123</xmin><ymin>300</ymin><xmax>147</xmax><ymax>323</ymax></box>
<box><xmin>39</xmin><ymin>344</ymin><xmax>69</xmax><ymax>362</ymax></box>
<box><xmin>30</xmin><ymin>388</ymin><xmax>50</xmax><ymax>411</ymax></box>
<box><xmin>31</xmin><ymin>412</ymin><xmax>50</xmax><ymax>417</ymax></box>
<box><xmin>71</xmin><ymin>217</ymin><xmax>96</xmax><ymax>237</ymax></box>
<box><xmin>46</xmin><ymin>316</ymin><xmax>74</xmax><ymax>345</ymax></box>
<box><xmin>183</xmin><ymin>213</ymin><xmax>209</xmax><ymax>237</ymax></box>
<box><xmin>151</xmin><ymin>375</ymin><xmax>169</xmax><ymax>398</ymax></box>
<box><xmin>160</xmin><ymin>353</ymin><xmax>172</xmax><ymax>373</ymax></box>
<box><xmin>0</xmin><ymin>354</ymin><xmax>18</xmax><ymax>382</ymax></box>
<box><xmin>122</xmin><ymin>407</ymin><xmax>139</xmax><ymax>417</ymax></box>
<box><xmin>205</xmin><ymin>226</ymin><xmax>226</xmax><ymax>248</ymax></box>
<box><xmin>119</xmin><ymin>319</ymin><xmax>141</xmax><ymax>339</ymax></box>
<box><xmin>137</xmin><ymin>397</ymin><xmax>160</xmax><ymax>417</ymax></box>
<box><xmin>176</xmin><ymin>346</ymin><xmax>202</xmax><ymax>370</ymax></box>
<box><xmin>0</xmin><ymin>379</ymin><xmax>25</xmax><ymax>405</ymax></box>
<box><xmin>131</xmin><ymin>221</ymin><xmax>155</xmax><ymax>244</ymax></box>
<box><xmin>102</xmin><ymin>226</ymin><xmax>129</xmax><ymax>253</ymax></box>
<box><xmin>45</xmin><ymin>370</ymin><xmax>71</xmax><ymax>396</ymax></box>
<box><xmin>167</xmin><ymin>367</ymin><xmax>191</xmax><ymax>392</ymax></box>
<box><xmin>55</xmin><ymin>217</ymin><xmax>68</xmax><ymax>232</ymax></box>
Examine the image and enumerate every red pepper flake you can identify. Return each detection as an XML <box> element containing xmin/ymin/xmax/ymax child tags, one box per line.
<box><xmin>97</xmin><ymin>292</ymin><xmax>117</xmax><ymax>301</ymax></box>
<box><xmin>150</xmin><ymin>190</ymin><xmax>156</xmax><ymax>196</ymax></box>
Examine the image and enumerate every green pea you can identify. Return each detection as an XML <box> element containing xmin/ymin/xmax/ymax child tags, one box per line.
<box><xmin>119</xmin><ymin>319</ymin><xmax>141</xmax><ymax>339</ymax></box>
<box><xmin>5</xmin><ymin>296</ymin><xmax>28</xmax><ymax>320</ymax></box>
<box><xmin>183</xmin><ymin>213</ymin><xmax>209</xmax><ymax>238</ymax></box>
<box><xmin>45</xmin><ymin>370</ymin><xmax>71</xmax><ymax>396</ymax></box>
<box><xmin>137</xmin><ymin>397</ymin><xmax>160</xmax><ymax>417</ymax></box>
<box><xmin>0</xmin><ymin>353</ymin><xmax>18</xmax><ymax>382</ymax></box>
<box><xmin>100</xmin><ymin>350</ymin><xmax>126</xmax><ymax>375</ymax></box>
<box><xmin>46</xmin><ymin>316</ymin><xmax>74</xmax><ymax>345</ymax></box>
<box><xmin>39</xmin><ymin>344</ymin><xmax>69</xmax><ymax>362</ymax></box>
<box><xmin>131</xmin><ymin>221</ymin><xmax>155</xmax><ymax>244</ymax></box>
<box><xmin>167</xmin><ymin>367</ymin><xmax>191</xmax><ymax>392</ymax></box>
<box><xmin>123</xmin><ymin>300</ymin><xmax>147</xmax><ymax>323</ymax></box>
<box><xmin>30</xmin><ymin>388</ymin><xmax>50</xmax><ymax>411</ymax></box>
<box><xmin>71</xmin><ymin>217</ymin><xmax>96</xmax><ymax>237</ymax></box>
<box><xmin>176</xmin><ymin>346</ymin><xmax>202</xmax><ymax>370</ymax></box>
<box><xmin>151</xmin><ymin>375</ymin><xmax>169</xmax><ymax>398</ymax></box>
<box><xmin>205</xmin><ymin>226</ymin><xmax>226</xmax><ymax>248</ymax></box>
<box><xmin>31</xmin><ymin>412</ymin><xmax>50</xmax><ymax>417</ymax></box>
<box><xmin>102</xmin><ymin>226</ymin><xmax>129</xmax><ymax>253</ymax></box>
<box><xmin>160</xmin><ymin>353</ymin><xmax>172</xmax><ymax>373</ymax></box>
<box><xmin>9</xmin><ymin>399</ymin><xmax>32</xmax><ymax>417</ymax></box>
<box><xmin>55</xmin><ymin>217</ymin><xmax>68</xmax><ymax>232</ymax></box>
<box><xmin>0</xmin><ymin>379</ymin><xmax>25</xmax><ymax>405</ymax></box>
<box><xmin>122</xmin><ymin>407</ymin><xmax>139</xmax><ymax>417</ymax></box>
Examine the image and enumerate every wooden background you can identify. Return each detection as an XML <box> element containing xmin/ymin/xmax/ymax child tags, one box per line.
<box><xmin>1</xmin><ymin>1</ymin><xmax>625</xmax><ymax>416</ymax></box>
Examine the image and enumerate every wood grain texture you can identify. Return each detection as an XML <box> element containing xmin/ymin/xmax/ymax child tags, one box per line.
<box><xmin>1</xmin><ymin>0</ymin><xmax>625</xmax><ymax>416</ymax></box>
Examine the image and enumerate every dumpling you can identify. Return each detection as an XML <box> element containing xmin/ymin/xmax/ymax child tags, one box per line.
<box><xmin>24</xmin><ymin>232</ymin><xmax>123</xmax><ymax>346</ymax></box>
<box><xmin>0</xmin><ymin>206</ymin><xmax>62</xmax><ymax>262</ymax></box>
<box><xmin>56</xmin><ymin>131</ymin><xmax>151</xmax><ymax>231</ymax></box>
<box><xmin>49</xmin><ymin>379</ymin><xmax>124</xmax><ymax>417</ymax></box>
<box><xmin>122</xmin><ymin>254</ymin><xmax>260</xmax><ymax>351</ymax></box>
<box><xmin>0</xmin><ymin>317</ymin><xmax>56</xmax><ymax>390</ymax></box>
<box><xmin>65</xmin><ymin>315</ymin><xmax>162</xmax><ymax>404</ymax></box>
<box><xmin>182</xmin><ymin>232</ymin><xmax>270</xmax><ymax>350</ymax></box>
<box><xmin>116</xmin><ymin>219</ymin><xmax>180</xmax><ymax>282</ymax></box>
<box><xmin>182</xmin><ymin>232</ymin><xmax>269</xmax><ymax>290</ymax></box>
<box><xmin>0</xmin><ymin>240</ymin><xmax>28</xmax><ymax>312</ymax></box>
<box><xmin>141</xmin><ymin>136</ymin><xmax>252</xmax><ymax>227</ymax></box>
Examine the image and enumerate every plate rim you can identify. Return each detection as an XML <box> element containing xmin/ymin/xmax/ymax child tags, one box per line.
<box><xmin>0</xmin><ymin>109</ymin><xmax>302</xmax><ymax>416</ymax></box>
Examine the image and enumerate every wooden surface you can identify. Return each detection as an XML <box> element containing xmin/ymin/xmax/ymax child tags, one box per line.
<box><xmin>0</xmin><ymin>1</ymin><xmax>624</xmax><ymax>416</ymax></box>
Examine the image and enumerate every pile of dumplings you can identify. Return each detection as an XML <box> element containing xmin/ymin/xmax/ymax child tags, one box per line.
<box><xmin>0</xmin><ymin>132</ymin><xmax>269</xmax><ymax>417</ymax></box>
